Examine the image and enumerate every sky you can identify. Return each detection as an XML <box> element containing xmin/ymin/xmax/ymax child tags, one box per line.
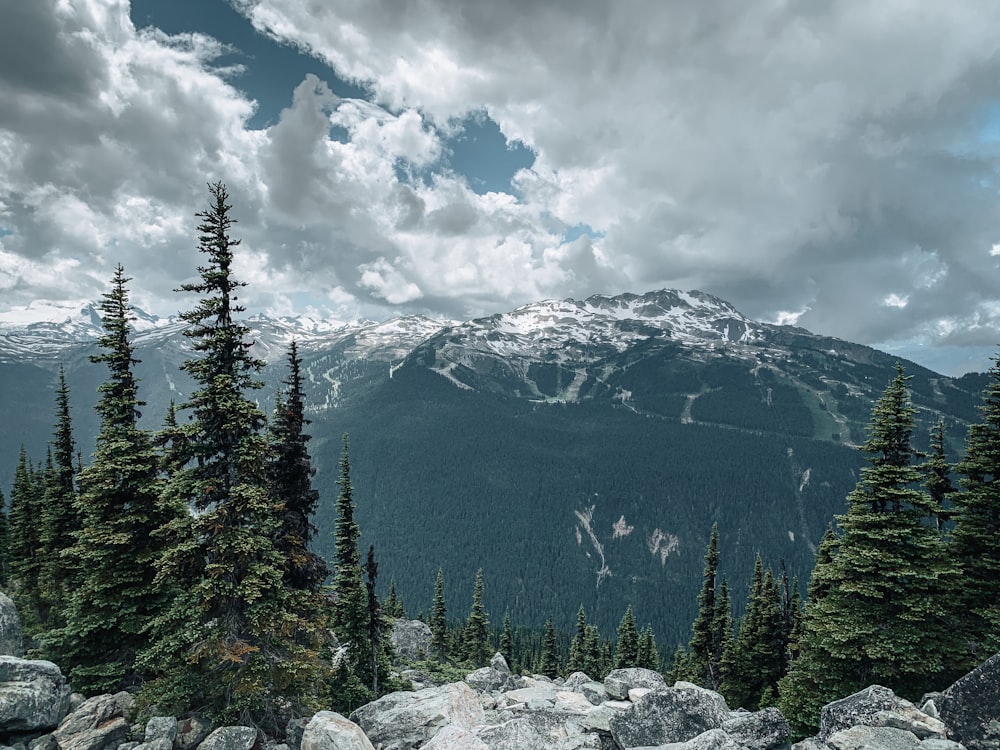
<box><xmin>2</xmin><ymin>2</ymin><xmax>1000</xmax><ymax>375</ymax></box>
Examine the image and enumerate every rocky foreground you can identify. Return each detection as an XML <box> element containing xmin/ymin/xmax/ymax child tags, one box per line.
<box><xmin>1</xmin><ymin>596</ymin><xmax>997</xmax><ymax>750</ymax></box>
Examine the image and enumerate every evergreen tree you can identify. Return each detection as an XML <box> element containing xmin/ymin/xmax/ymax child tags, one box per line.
<box><xmin>583</xmin><ymin>625</ymin><xmax>604</xmax><ymax>678</ymax></box>
<box><xmin>385</xmin><ymin>578</ymin><xmax>406</xmax><ymax>619</ymax></box>
<box><xmin>44</xmin><ymin>266</ymin><xmax>180</xmax><ymax>694</ymax></box>
<box><xmin>0</xmin><ymin>490</ymin><xmax>8</xmax><ymax>588</ymax></box>
<box><xmin>499</xmin><ymin>612</ymin><xmax>514</xmax><ymax>665</ymax></box>
<box><xmin>463</xmin><ymin>569</ymin><xmax>490</xmax><ymax>666</ymax></box>
<box><xmin>139</xmin><ymin>183</ymin><xmax>323</xmax><ymax>729</ymax></box>
<box><xmin>636</xmin><ymin>625</ymin><xmax>660</xmax><ymax>671</ymax></box>
<box><xmin>269</xmin><ymin>341</ymin><xmax>329</xmax><ymax>591</ymax></box>
<box><xmin>363</xmin><ymin>545</ymin><xmax>394</xmax><ymax>696</ymax></box>
<box><xmin>922</xmin><ymin>419</ymin><xmax>954</xmax><ymax>531</ymax></box>
<box><xmin>951</xmin><ymin>356</ymin><xmax>1000</xmax><ymax>660</ymax></box>
<box><xmin>37</xmin><ymin>368</ymin><xmax>79</xmax><ymax>628</ymax></box>
<box><xmin>779</xmin><ymin>365</ymin><xmax>962</xmax><ymax>735</ymax></box>
<box><xmin>429</xmin><ymin>568</ymin><xmax>448</xmax><ymax>660</ymax></box>
<box><xmin>614</xmin><ymin>605</ymin><xmax>639</xmax><ymax>669</ymax></box>
<box><xmin>329</xmin><ymin>434</ymin><xmax>376</xmax><ymax>710</ymax></box>
<box><xmin>7</xmin><ymin>449</ymin><xmax>43</xmax><ymax>629</ymax></box>
<box><xmin>567</xmin><ymin>605</ymin><xmax>589</xmax><ymax>674</ymax></box>
<box><xmin>540</xmin><ymin>617</ymin><xmax>559</xmax><ymax>677</ymax></box>
<box><xmin>688</xmin><ymin>524</ymin><xmax>722</xmax><ymax>688</ymax></box>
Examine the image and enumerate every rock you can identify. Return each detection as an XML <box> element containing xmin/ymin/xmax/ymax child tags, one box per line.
<box><xmin>920</xmin><ymin>741</ymin><xmax>968</xmax><ymax>750</ymax></box>
<box><xmin>935</xmin><ymin>652</ymin><xmax>1000</xmax><ymax>750</ymax></box>
<box><xmin>52</xmin><ymin>692</ymin><xmax>133</xmax><ymax>750</ymax></box>
<box><xmin>791</xmin><ymin>739</ymin><xmax>830</xmax><ymax>750</ymax></box>
<box><xmin>0</xmin><ymin>595</ymin><xmax>22</xmax><ymax>658</ymax></box>
<box><xmin>820</xmin><ymin>685</ymin><xmax>945</xmax><ymax>740</ymax></box>
<box><xmin>133</xmin><ymin>739</ymin><xmax>173</xmax><ymax>750</ymax></box>
<box><xmin>603</xmin><ymin>669</ymin><xmax>667</xmax><ymax>701</ymax></box>
<box><xmin>555</xmin><ymin>691</ymin><xmax>594</xmax><ymax>713</ymax></box>
<box><xmin>349</xmin><ymin>682</ymin><xmax>485</xmax><ymax>750</ymax></box>
<box><xmin>628</xmin><ymin>688</ymin><xmax>652</xmax><ymax>703</ymax></box>
<box><xmin>579</xmin><ymin>682</ymin><xmax>607</xmax><ymax>706</ymax></box>
<box><xmin>609</xmin><ymin>684</ymin><xmax>730</xmax><ymax>749</ymax></box>
<box><xmin>300</xmin><ymin>712</ymin><xmax>373</xmax><ymax>750</ymax></box>
<box><xmin>564</xmin><ymin>673</ymin><xmax>594</xmax><ymax>691</ymax></box>
<box><xmin>0</xmin><ymin>657</ymin><xmax>71</xmax><ymax>732</ymax></box>
<box><xmin>659</xmin><ymin>727</ymin><xmax>744</xmax><ymax>749</ymax></box>
<box><xmin>176</xmin><ymin>717</ymin><xmax>213</xmax><ymax>750</ymax></box>
<box><xmin>721</xmin><ymin>707</ymin><xmax>790</xmax><ymax>749</ymax></box>
<box><xmin>29</xmin><ymin>735</ymin><xmax>57</xmax><ymax>750</ymax></box>
<box><xmin>467</xmin><ymin>655</ymin><xmax>519</xmax><ymax>694</ymax></box>
<box><xmin>145</xmin><ymin>717</ymin><xmax>177</xmax><ymax>743</ymax></box>
<box><xmin>285</xmin><ymin>718</ymin><xmax>310</xmax><ymax>750</ymax></box>
<box><xmin>390</xmin><ymin>619</ymin><xmax>432</xmax><ymax>662</ymax></box>
<box><xmin>502</xmin><ymin>686</ymin><xmax>558</xmax><ymax>709</ymax></box>
<box><xmin>475</xmin><ymin>717</ymin><xmax>548</xmax><ymax>750</ymax></box>
<box><xmin>826</xmin><ymin>725</ymin><xmax>922</xmax><ymax>750</ymax></box>
<box><xmin>553</xmin><ymin>735</ymin><xmax>605</xmax><ymax>750</ymax></box>
<box><xmin>420</xmin><ymin>725</ymin><xmax>489</xmax><ymax>749</ymax></box>
<box><xmin>196</xmin><ymin>727</ymin><xmax>258</xmax><ymax>750</ymax></box>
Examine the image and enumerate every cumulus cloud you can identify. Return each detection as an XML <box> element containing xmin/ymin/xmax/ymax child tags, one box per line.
<box><xmin>3</xmin><ymin>0</ymin><xmax>1000</xmax><ymax>374</ymax></box>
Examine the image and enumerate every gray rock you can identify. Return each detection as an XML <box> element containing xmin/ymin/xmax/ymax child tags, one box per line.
<box><xmin>0</xmin><ymin>657</ymin><xmax>71</xmax><ymax>732</ymax></box>
<box><xmin>28</xmin><ymin>735</ymin><xmax>57</xmax><ymax>750</ymax></box>
<box><xmin>580</xmin><ymin>682</ymin><xmax>608</xmax><ymax>706</ymax></box>
<box><xmin>0</xmin><ymin>595</ymin><xmax>23</xmax><ymax>658</ymax></box>
<box><xmin>820</xmin><ymin>685</ymin><xmax>945</xmax><ymax>740</ymax></box>
<box><xmin>609</xmin><ymin>684</ymin><xmax>730</xmax><ymax>749</ymax></box>
<box><xmin>421</xmin><ymin>725</ymin><xmax>489</xmax><ymax>749</ymax></box>
<box><xmin>196</xmin><ymin>727</ymin><xmax>258</xmax><ymax>750</ymax></box>
<box><xmin>176</xmin><ymin>716</ymin><xmax>213</xmax><ymax>750</ymax></box>
<box><xmin>53</xmin><ymin>692</ymin><xmax>133</xmax><ymax>750</ymax></box>
<box><xmin>502</xmin><ymin>686</ymin><xmax>558</xmax><ymax>709</ymax></box>
<box><xmin>349</xmin><ymin>682</ymin><xmax>485</xmax><ymax>750</ymax></box>
<box><xmin>826</xmin><ymin>725</ymin><xmax>922</xmax><ymax>750</ymax></box>
<box><xmin>659</xmin><ymin>727</ymin><xmax>744</xmax><ymax>749</ymax></box>
<box><xmin>285</xmin><ymin>717</ymin><xmax>310</xmax><ymax>750</ymax></box>
<box><xmin>791</xmin><ymin>739</ymin><xmax>830</xmax><ymax>750</ymax></box>
<box><xmin>935</xmin><ymin>652</ymin><xmax>1000</xmax><ymax>750</ymax></box>
<box><xmin>475</xmin><ymin>717</ymin><xmax>548</xmax><ymax>750</ymax></box>
<box><xmin>145</xmin><ymin>717</ymin><xmax>178</xmax><ymax>743</ymax></box>
<box><xmin>300</xmin><ymin>712</ymin><xmax>373</xmax><ymax>750</ymax></box>
<box><xmin>919</xmin><ymin>741</ymin><xmax>967</xmax><ymax>750</ymax></box>
<box><xmin>390</xmin><ymin>619</ymin><xmax>432</xmax><ymax>662</ymax></box>
<box><xmin>564</xmin><ymin>673</ymin><xmax>594</xmax><ymax>691</ymax></box>
<box><xmin>467</xmin><ymin>655</ymin><xmax>518</xmax><ymax>694</ymax></box>
<box><xmin>119</xmin><ymin>743</ymin><xmax>140</xmax><ymax>750</ymax></box>
<box><xmin>603</xmin><ymin>669</ymin><xmax>667</xmax><ymax>701</ymax></box>
<box><xmin>721</xmin><ymin>706</ymin><xmax>790</xmax><ymax>749</ymax></box>
<box><xmin>133</xmin><ymin>739</ymin><xmax>174</xmax><ymax>750</ymax></box>
<box><xmin>553</xmin><ymin>734</ymin><xmax>606</xmax><ymax>750</ymax></box>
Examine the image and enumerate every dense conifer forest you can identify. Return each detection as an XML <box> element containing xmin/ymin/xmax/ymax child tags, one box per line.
<box><xmin>2</xmin><ymin>184</ymin><xmax>999</xmax><ymax>736</ymax></box>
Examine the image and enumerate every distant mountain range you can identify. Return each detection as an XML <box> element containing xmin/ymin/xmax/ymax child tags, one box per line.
<box><xmin>0</xmin><ymin>290</ymin><xmax>989</xmax><ymax>644</ymax></box>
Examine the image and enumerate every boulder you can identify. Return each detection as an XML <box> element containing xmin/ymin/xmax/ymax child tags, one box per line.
<box><xmin>132</xmin><ymin>740</ymin><xmax>173</xmax><ymax>750</ymax></box>
<box><xmin>564</xmin><ymin>673</ymin><xmax>594</xmax><ymax>691</ymax></box>
<box><xmin>603</xmin><ymin>669</ymin><xmax>667</xmax><ymax>701</ymax></box>
<box><xmin>502</xmin><ymin>686</ymin><xmax>558</xmax><ymax>709</ymax></box>
<box><xmin>825</xmin><ymin>725</ymin><xmax>922</xmax><ymax>750</ymax></box>
<box><xmin>819</xmin><ymin>685</ymin><xmax>945</xmax><ymax>741</ymax></box>
<box><xmin>390</xmin><ymin>620</ymin><xmax>432</xmax><ymax>662</ymax></box>
<box><xmin>579</xmin><ymin>682</ymin><xmax>607</xmax><ymax>706</ymax></box>
<box><xmin>0</xmin><ymin>657</ymin><xmax>71</xmax><ymax>732</ymax></box>
<box><xmin>300</xmin><ymin>712</ymin><xmax>373</xmax><ymax>750</ymax></box>
<box><xmin>176</xmin><ymin>716</ymin><xmax>213</xmax><ymax>750</ymax></box>
<box><xmin>52</xmin><ymin>692</ymin><xmax>133</xmax><ymax>750</ymax></box>
<box><xmin>609</xmin><ymin>684</ymin><xmax>730</xmax><ymax>749</ymax></box>
<box><xmin>467</xmin><ymin>654</ymin><xmax>519</xmax><ymax>693</ymax></box>
<box><xmin>144</xmin><ymin>717</ymin><xmax>177</xmax><ymax>743</ymax></box>
<box><xmin>475</xmin><ymin>717</ymin><xmax>548</xmax><ymax>750</ymax></box>
<box><xmin>658</xmin><ymin>727</ymin><xmax>744</xmax><ymax>749</ymax></box>
<box><xmin>196</xmin><ymin>727</ymin><xmax>258</xmax><ymax>750</ymax></box>
<box><xmin>421</xmin><ymin>725</ymin><xmax>489</xmax><ymax>750</ymax></box>
<box><xmin>935</xmin><ymin>652</ymin><xmax>1000</xmax><ymax>750</ymax></box>
<box><xmin>721</xmin><ymin>707</ymin><xmax>790</xmax><ymax>749</ymax></box>
<box><xmin>349</xmin><ymin>682</ymin><xmax>485</xmax><ymax>750</ymax></box>
<box><xmin>285</xmin><ymin>717</ymin><xmax>310</xmax><ymax>750</ymax></box>
<box><xmin>0</xmin><ymin>595</ymin><xmax>22</xmax><ymax>658</ymax></box>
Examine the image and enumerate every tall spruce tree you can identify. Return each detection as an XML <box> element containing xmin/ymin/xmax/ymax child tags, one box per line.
<box><xmin>540</xmin><ymin>616</ymin><xmax>559</xmax><ymax>677</ymax></box>
<box><xmin>463</xmin><ymin>569</ymin><xmax>490</xmax><ymax>666</ymax></box>
<box><xmin>614</xmin><ymin>605</ymin><xmax>639</xmax><ymax>669</ymax></box>
<box><xmin>44</xmin><ymin>266</ymin><xmax>180</xmax><ymax>694</ymax></box>
<box><xmin>8</xmin><ymin>449</ymin><xmax>43</xmax><ymax>629</ymax></box>
<box><xmin>637</xmin><ymin>625</ymin><xmax>660</xmax><ymax>671</ymax></box>
<box><xmin>37</xmin><ymin>368</ymin><xmax>78</xmax><ymax>628</ymax></box>
<box><xmin>779</xmin><ymin>365</ymin><xmax>962</xmax><ymax>735</ymax></box>
<box><xmin>688</xmin><ymin>524</ymin><xmax>722</xmax><ymax>688</ymax></box>
<box><xmin>499</xmin><ymin>612</ymin><xmax>514</xmax><ymax>665</ymax></box>
<box><xmin>269</xmin><ymin>341</ymin><xmax>329</xmax><ymax>591</ymax></box>
<box><xmin>0</xmin><ymin>490</ymin><xmax>8</xmax><ymax>588</ymax></box>
<box><xmin>923</xmin><ymin>419</ymin><xmax>954</xmax><ymax>531</ymax></box>
<box><xmin>139</xmin><ymin>183</ymin><xmax>323</xmax><ymax>728</ymax></box>
<box><xmin>429</xmin><ymin>568</ymin><xmax>449</xmax><ymax>660</ymax></box>
<box><xmin>950</xmin><ymin>356</ymin><xmax>1000</xmax><ymax>660</ymax></box>
<box><xmin>567</xmin><ymin>605</ymin><xmax>589</xmax><ymax>674</ymax></box>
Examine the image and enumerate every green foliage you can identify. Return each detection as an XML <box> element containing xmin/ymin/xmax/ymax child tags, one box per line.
<box><xmin>429</xmin><ymin>568</ymin><xmax>448</xmax><ymax>660</ymax></box>
<box><xmin>0</xmin><ymin>489</ymin><xmax>8</xmax><ymax>588</ymax></box>
<box><xmin>614</xmin><ymin>605</ymin><xmax>639</xmax><ymax>669</ymax></box>
<box><xmin>567</xmin><ymin>605</ymin><xmax>589</xmax><ymax>674</ymax></box>
<box><xmin>499</xmin><ymin>611</ymin><xmax>514</xmax><ymax>664</ymax></box>
<box><xmin>7</xmin><ymin>449</ymin><xmax>43</xmax><ymax>630</ymax></box>
<box><xmin>385</xmin><ymin>578</ymin><xmax>406</xmax><ymax>619</ymax></box>
<box><xmin>539</xmin><ymin>617</ymin><xmax>559</xmax><ymax>677</ymax></box>
<box><xmin>779</xmin><ymin>365</ymin><xmax>963</xmax><ymax>736</ymax></box>
<box><xmin>951</xmin><ymin>356</ymin><xmax>1000</xmax><ymax>661</ymax></box>
<box><xmin>688</xmin><ymin>524</ymin><xmax>723</xmax><ymax>688</ymax></box>
<box><xmin>636</xmin><ymin>624</ymin><xmax>660</xmax><ymax>671</ymax></box>
<box><xmin>462</xmin><ymin>569</ymin><xmax>491</xmax><ymax>666</ymax></box>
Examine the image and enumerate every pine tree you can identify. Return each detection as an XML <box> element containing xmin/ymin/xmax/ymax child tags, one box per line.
<box><xmin>43</xmin><ymin>266</ymin><xmax>180</xmax><ymax>694</ymax></box>
<box><xmin>614</xmin><ymin>605</ymin><xmax>639</xmax><ymax>669</ymax></box>
<box><xmin>688</xmin><ymin>524</ymin><xmax>722</xmax><ymax>688</ymax></box>
<box><xmin>269</xmin><ymin>341</ymin><xmax>329</xmax><ymax>592</ymax></box>
<box><xmin>463</xmin><ymin>569</ymin><xmax>490</xmax><ymax>666</ymax></box>
<box><xmin>951</xmin><ymin>356</ymin><xmax>1000</xmax><ymax>660</ymax></box>
<box><xmin>139</xmin><ymin>183</ymin><xmax>323</xmax><ymax>729</ymax></box>
<box><xmin>567</xmin><ymin>605</ymin><xmax>589</xmax><ymax>674</ymax></box>
<box><xmin>499</xmin><ymin>612</ymin><xmax>514</xmax><ymax>665</ymax></box>
<box><xmin>583</xmin><ymin>625</ymin><xmax>604</xmax><ymax>679</ymax></box>
<box><xmin>385</xmin><ymin>578</ymin><xmax>405</xmax><ymax>619</ymax></box>
<box><xmin>0</xmin><ymin>489</ymin><xmax>8</xmax><ymax>588</ymax></box>
<box><xmin>37</xmin><ymin>368</ymin><xmax>79</xmax><ymax>627</ymax></box>
<box><xmin>429</xmin><ymin>568</ymin><xmax>448</xmax><ymax>660</ymax></box>
<box><xmin>636</xmin><ymin>625</ymin><xmax>660</xmax><ymax>671</ymax></box>
<box><xmin>923</xmin><ymin>419</ymin><xmax>954</xmax><ymax>531</ymax></box>
<box><xmin>779</xmin><ymin>365</ymin><xmax>962</xmax><ymax>735</ymax></box>
<box><xmin>539</xmin><ymin>616</ymin><xmax>559</xmax><ymax>677</ymax></box>
<box><xmin>7</xmin><ymin>449</ymin><xmax>43</xmax><ymax>630</ymax></box>
<box><xmin>363</xmin><ymin>545</ymin><xmax>394</xmax><ymax>696</ymax></box>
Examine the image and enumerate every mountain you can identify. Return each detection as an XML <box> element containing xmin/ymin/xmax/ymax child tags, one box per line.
<box><xmin>0</xmin><ymin>290</ymin><xmax>989</xmax><ymax>644</ymax></box>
